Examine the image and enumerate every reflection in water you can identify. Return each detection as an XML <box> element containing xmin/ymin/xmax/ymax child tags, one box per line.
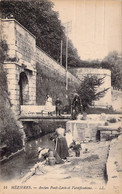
<box><xmin>0</xmin><ymin>133</ymin><xmax>55</xmax><ymax>181</ymax></box>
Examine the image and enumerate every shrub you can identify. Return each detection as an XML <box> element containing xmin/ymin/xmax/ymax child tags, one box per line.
<box><xmin>0</xmin><ymin>44</ymin><xmax>24</xmax><ymax>157</ymax></box>
<box><xmin>0</xmin><ymin>103</ymin><xmax>23</xmax><ymax>156</ymax></box>
<box><xmin>77</xmin><ymin>75</ymin><xmax>110</xmax><ymax>112</ymax></box>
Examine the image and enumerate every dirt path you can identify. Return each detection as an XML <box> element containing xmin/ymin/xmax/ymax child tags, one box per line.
<box><xmin>26</xmin><ymin>141</ymin><xmax>110</xmax><ymax>189</ymax></box>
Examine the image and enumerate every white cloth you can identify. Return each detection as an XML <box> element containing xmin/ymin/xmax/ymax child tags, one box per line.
<box><xmin>45</xmin><ymin>97</ymin><xmax>55</xmax><ymax>112</ymax></box>
<box><xmin>38</xmin><ymin>148</ymin><xmax>49</xmax><ymax>159</ymax></box>
<box><xmin>72</xmin><ymin>123</ymin><xmax>79</xmax><ymax>141</ymax></box>
<box><xmin>56</xmin><ymin>127</ymin><xmax>65</xmax><ymax>136</ymax></box>
<box><xmin>65</xmin><ymin>132</ymin><xmax>73</xmax><ymax>147</ymax></box>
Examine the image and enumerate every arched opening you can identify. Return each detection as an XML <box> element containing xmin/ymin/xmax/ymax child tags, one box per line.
<box><xmin>18</xmin><ymin>72</ymin><xmax>29</xmax><ymax>105</ymax></box>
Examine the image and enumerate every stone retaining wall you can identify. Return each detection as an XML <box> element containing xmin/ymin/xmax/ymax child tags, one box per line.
<box><xmin>106</xmin><ymin>135</ymin><xmax>122</xmax><ymax>193</ymax></box>
<box><xmin>36</xmin><ymin>47</ymin><xmax>80</xmax><ymax>86</ymax></box>
<box><xmin>1</xmin><ymin>19</ymin><xmax>80</xmax><ymax>114</ymax></box>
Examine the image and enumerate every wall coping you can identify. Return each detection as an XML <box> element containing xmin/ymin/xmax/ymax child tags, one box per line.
<box><xmin>1</xmin><ymin>19</ymin><xmax>80</xmax><ymax>82</ymax></box>
<box><xmin>1</xmin><ymin>18</ymin><xmax>111</xmax><ymax>78</ymax></box>
<box><xmin>3</xmin><ymin>62</ymin><xmax>37</xmax><ymax>72</ymax></box>
<box><xmin>36</xmin><ymin>46</ymin><xmax>63</xmax><ymax>69</ymax></box>
<box><xmin>36</xmin><ymin>46</ymin><xmax>81</xmax><ymax>83</ymax></box>
<box><xmin>70</xmin><ymin>67</ymin><xmax>111</xmax><ymax>76</ymax></box>
<box><xmin>1</xmin><ymin>18</ymin><xmax>36</xmax><ymax>39</ymax></box>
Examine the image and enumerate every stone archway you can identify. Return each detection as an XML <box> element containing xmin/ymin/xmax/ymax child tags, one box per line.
<box><xmin>18</xmin><ymin>72</ymin><xmax>29</xmax><ymax>105</ymax></box>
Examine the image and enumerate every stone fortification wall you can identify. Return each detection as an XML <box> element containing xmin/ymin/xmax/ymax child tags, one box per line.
<box><xmin>4</xmin><ymin>63</ymin><xmax>36</xmax><ymax>113</ymax></box>
<box><xmin>1</xmin><ymin>19</ymin><xmax>80</xmax><ymax>113</ymax></box>
<box><xmin>69</xmin><ymin>67</ymin><xmax>111</xmax><ymax>107</ymax></box>
<box><xmin>1</xmin><ymin>19</ymin><xmax>113</xmax><ymax>111</ymax></box>
<box><xmin>36</xmin><ymin>47</ymin><xmax>80</xmax><ymax>86</ymax></box>
<box><xmin>35</xmin><ymin>47</ymin><xmax>80</xmax><ymax>105</ymax></box>
<box><xmin>1</xmin><ymin>19</ymin><xmax>37</xmax><ymax>113</ymax></box>
<box><xmin>1</xmin><ymin>19</ymin><xmax>36</xmax><ymax>69</ymax></box>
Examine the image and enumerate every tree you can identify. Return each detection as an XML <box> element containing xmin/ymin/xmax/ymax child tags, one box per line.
<box><xmin>101</xmin><ymin>51</ymin><xmax>122</xmax><ymax>90</ymax></box>
<box><xmin>77</xmin><ymin>75</ymin><xmax>110</xmax><ymax>112</ymax></box>
<box><xmin>0</xmin><ymin>0</ymin><xmax>81</xmax><ymax>67</ymax></box>
<box><xmin>0</xmin><ymin>40</ymin><xmax>24</xmax><ymax>157</ymax></box>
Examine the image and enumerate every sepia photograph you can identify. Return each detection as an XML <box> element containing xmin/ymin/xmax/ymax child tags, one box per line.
<box><xmin>0</xmin><ymin>0</ymin><xmax>122</xmax><ymax>194</ymax></box>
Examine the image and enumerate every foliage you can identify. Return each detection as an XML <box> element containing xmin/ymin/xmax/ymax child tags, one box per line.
<box><xmin>23</xmin><ymin>120</ymin><xmax>66</xmax><ymax>140</ymax></box>
<box><xmin>0</xmin><ymin>40</ymin><xmax>23</xmax><ymax>157</ymax></box>
<box><xmin>0</xmin><ymin>0</ymin><xmax>80</xmax><ymax>67</ymax></box>
<box><xmin>101</xmin><ymin>51</ymin><xmax>122</xmax><ymax>90</ymax></box>
<box><xmin>0</xmin><ymin>103</ymin><xmax>23</xmax><ymax>156</ymax></box>
<box><xmin>0</xmin><ymin>40</ymin><xmax>8</xmax><ymax>63</ymax></box>
<box><xmin>0</xmin><ymin>40</ymin><xmax>9</xmax><ymax>100</ymax></box>
<box><xmin>70</xmin><ymin>59</ymin><xmax>101</xmax><ymax>68</ymax></box>
<box><xmin>77</xmin><ymin>75</ymin><xmax>109</xmax><ymax>112</ymax></box>
<box><xmin>1</xmin><ymin>1</ymin><xmax>121</xmax><ymax>90</ymax></box>
<box><xmin>70</xmin><ymin>51</ymin><xmax>122</xmax><ymax>90</ymax></box>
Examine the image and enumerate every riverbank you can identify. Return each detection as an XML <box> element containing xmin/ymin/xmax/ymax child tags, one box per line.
<box><xmin>23</xmin><ymin>140</ymin><xmax>110</xmax><ymax>188</ymax></box>
<box><xmin>23</xmin><ymin>135</ymin><xmax>121</xmax><ymax>194</ymax></box>
<box><xmin>0</xmin><ymin>135</ymin><xmax>122</xmax><ymax>194</ymax></box>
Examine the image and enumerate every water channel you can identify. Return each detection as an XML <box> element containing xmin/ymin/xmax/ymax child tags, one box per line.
<box><xmin>0</xmin><ymin>133</ymin><xmax>55</xmax><ymax>181</ymax></box>
<box><xmin>0</xmin><ymin>130</ymin><xmax>111</xmax><ymax>184</ymax></box>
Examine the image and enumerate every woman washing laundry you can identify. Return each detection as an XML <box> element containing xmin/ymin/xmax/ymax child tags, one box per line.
<box><xmin>38</xmin><ymin>147</ymin><xmax>64</xmax><ymax>165</ymax></box>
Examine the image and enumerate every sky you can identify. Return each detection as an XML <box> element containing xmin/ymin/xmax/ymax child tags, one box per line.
<box><xmin>52</xmin><ymin>0</ymin><xmax>122</xmax><ymax>60</ymax></box>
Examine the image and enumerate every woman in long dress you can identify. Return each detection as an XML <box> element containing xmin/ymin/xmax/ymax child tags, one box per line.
<box><xmin>55</xmin><ymin>127</ymin><xmax>69</xmax><ymax>159</ymax></box>
<box><xmin>45</xmin><ymin>95</ymin><xmax>55</xmax><ymax>115</ymax></box>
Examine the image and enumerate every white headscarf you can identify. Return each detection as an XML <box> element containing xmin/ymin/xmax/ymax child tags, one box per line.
<box><xmin>56</xmin><ymin>127</ymin><xmax>65</xmax><ymax>137</ymax></box>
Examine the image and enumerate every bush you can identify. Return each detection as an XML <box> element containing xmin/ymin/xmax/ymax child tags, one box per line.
<box><xmin>0</xmin><ymin>105</ymin><xmax>23</xmax><ymax>156</ymax></box>
<box><xmin>23</xmin><ymin>120</ymin><xmax>67</xmax><ymax>140</ymax></box>
<box><xmin>0</xmin><ymin>64</ymin><xmax>24</xmax><ymax>157</ymax></box>
<box><xmin>77</xmin><ymin>75</ymin><xmax>110</xmax><ymax>112</ymax></box>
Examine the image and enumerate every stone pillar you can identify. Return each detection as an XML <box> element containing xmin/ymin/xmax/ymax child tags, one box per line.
<box><xmin>4</xmin><ymin>63</ymin><xmax>20</xmax><ymax>114</ymax></box>
<box><xmin>28</xmin><ymin>71</ymin><xmax>36</xmax><ymax>105</ymax></box>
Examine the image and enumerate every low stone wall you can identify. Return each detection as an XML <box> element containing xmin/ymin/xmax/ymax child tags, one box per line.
<box><xmin>66</xmin><ymin>120</ymin><xmax>105</xmax><ymax>142</ymax></box>
<box><xmin>21</xmin><ymin>105</ymin><xmax>55</xmax><ymax>116</ymax></box>
<box><xmin>66</xmin><ymin>114</ymin><xmax>122</xmax><ymax>142</ymax></box>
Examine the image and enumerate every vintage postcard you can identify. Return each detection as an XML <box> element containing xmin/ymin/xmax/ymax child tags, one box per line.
<box><xmin>0</xmin><ymin>0</ymin><xmax>122</xmax><ymax>194</ymax></box>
